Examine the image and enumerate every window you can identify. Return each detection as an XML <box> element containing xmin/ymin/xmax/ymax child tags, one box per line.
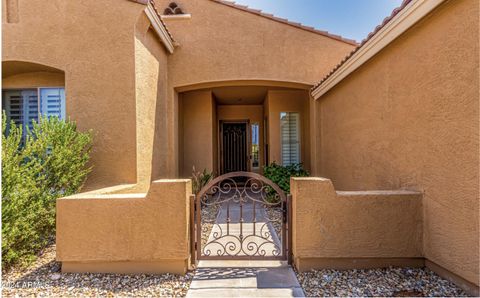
<box><xmin>280</xmin><ymin>112</ymin><xmax>300</xmax><ymax>166</ymax></box>
<box><xmin>251</xmin><ymin>123</ymin><xmax>260</xmax><ymax>169</ymax></box>
<box><xmin>2</xmin><ymin>88</ymin><xmax>65</xmax><ymax>133</ymax></box>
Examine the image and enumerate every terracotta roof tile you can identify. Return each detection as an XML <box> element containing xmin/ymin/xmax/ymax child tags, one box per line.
<box><xmin>149</xmin><ymin>0</ymin><xmax>175</xmax><ymax>41</ymax></box>
<box><xmin>208</xmin><ymin>0</ymin><xmax>358</xmax><ymax>46</ymax></box>
<box><xmin>312</xmin><ymin>0</ymin><xmax>413</xmax><ymax>90</ymax></box>
<box><xmin>128</xmin><ymin>0</ymin><xmax>176</xmax><ymax>42</ymax></box>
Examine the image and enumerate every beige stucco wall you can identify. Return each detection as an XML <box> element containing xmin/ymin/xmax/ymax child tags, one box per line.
<box><xmin>315</xmin><ymin>0</ymin><xmax>479</xmax><ymax>285</ymax></box>
<box><xmin>180</xmin><ymin>90</ymin><xmax>215</xmax><ymax>177</ymax></box>
<box><xmin>156</xmin><ymin>0</ymin><xmax>356</xmax><ymax>176</ymax></box>
<box><xmin>2</xmin><ymin>71</ymin><xmax>65</xmax><ymax>89</ymax></box>
<box><xmin>266</xmin><ymin>90</ymin><xmax>311</xmax><ymax>170</ymax></box>
<box><xmin>291</xmin><ymin>177</ymin><xmax>423</xmax><ymax>271</ymax></box>
<box><xmin>56</xmin><ymin>179</ymin><xmax>191</xmax><ymax>274</ymax></box>
<box><xmin>134</xmin><ymin>14</ymin><xmax>169</xmax><ymax>191</ymax></box>
<box><xmin>2</xmin><ymin>0</ymin><xmax>148</xmax><ymax>189</ymax></box>
<box><xmin>3</xmin><ymin>0</ymin><xmax>355</xmax><ymax>187</ymax></box>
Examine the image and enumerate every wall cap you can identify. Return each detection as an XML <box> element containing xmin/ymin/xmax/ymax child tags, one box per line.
<box><xmin>152</xmin><ymin>179</ymin><xmax>191</xmax><ymax>183</ymax></box>
<box><xmin>161</xmin><ymin>14</ymin><xmax>192</xmax><ymax>20</ymax></box>
<box><xmin>337</xmin><ymin>190</ymin><xmax>422</xmax><ymax>196</ymax></box>
<box><xmin>291</xmin><ymin>177</ymin><xmax>331</xmax><ymax>181</ymax></box>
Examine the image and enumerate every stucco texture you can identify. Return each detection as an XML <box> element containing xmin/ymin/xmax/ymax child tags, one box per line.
<box><xmin>3</xmin><ymin>0</ymin><xmax>355</xmax><ymax>188</ymax></box>
<box><xmin>134</xmin><ymin>13</ymin><xmax>169</xmax><ymax>191</ymax></box>
<box><xmin>265</xmin><ymin>90</ymin><xmax>310</xmax><ymax>170</ymax></box>
<box><xmin>179</xmin><ymin>90</ymin><xmax>215</xmax><ymax>176</ymax></box>
<box><xmin>56</xmin><ymin>180</ymin><xmax>192</xmax><ymax>274</ymax></box>
<box><xmin>156</xmin><ymin>0</ymin><xmax>356</xmax><ymax>176</ymax></box>
<box><xmin>290</xmin><ymin>177</ymin><xmax>423</xmax><ymax>271</ymax></box>
<box><xmin>2</xmin><ymin>0</ymin><xmax>148</xmax><ymax>189</ymax></box>
<box><xmin>315</xmin><ymin>0</ymin><xmax>479</xmax><ymax>285</ymax></box>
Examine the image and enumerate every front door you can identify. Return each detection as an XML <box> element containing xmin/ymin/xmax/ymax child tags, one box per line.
<box><xmin>221</xmin><ymin>121</ymin><xmax>249</xmax><ymax>174</ymax></box>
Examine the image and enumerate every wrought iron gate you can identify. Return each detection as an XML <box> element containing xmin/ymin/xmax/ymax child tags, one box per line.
<box><xmin>190</xmin><ymin>172</ymin><xmax>292</xmax><ymax>265</ymax></box>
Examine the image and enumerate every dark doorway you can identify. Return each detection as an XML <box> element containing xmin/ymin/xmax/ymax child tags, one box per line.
<box><xmin>220</xmin><ymin>121</ymin><xmax>249</xmax><ymax>174</ymax></box>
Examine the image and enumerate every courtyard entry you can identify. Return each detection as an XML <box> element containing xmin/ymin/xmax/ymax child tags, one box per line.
<box><xmin>190</xmin><ymin>171</ymin><xmax>291</xmax><ymax>265</ymax></box>
<box><xmin>178</xmin><ymin>83</ymin><xmax>311</xmax><ymax>178</ymax></box>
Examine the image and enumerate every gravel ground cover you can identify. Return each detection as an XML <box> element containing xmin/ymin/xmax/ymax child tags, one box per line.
<box><xmin>296</xmin><ymin>267</ymin><xmax>467</xmax><ymax>297</ymax></box>
<box><xmin>201</xmin><ymin>202</ymin><xmax>220</xmax><ymax>247</ymax></box>
<box><xmin>2</xmin><ymin>244</ymin><xmax>194</xmax><ymax>297</ymax></box>
<box><xmin>265</xmin><ymin>206</ymin><xmax>282</xmax><ymax>239</ymax></box>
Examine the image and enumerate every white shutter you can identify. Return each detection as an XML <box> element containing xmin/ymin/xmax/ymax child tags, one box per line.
<box><xmin>3</xmin><ymin>90</ymin><xmax>24</xmax><ymax>128</ymax></box>
<box><xmin>3</xmin><ymin>90</ymin><xmax>39</xmax><ymax>134</ymax></box>
<box><xmin>280</xmin><ymin>112</ymin><xmax>300</xmax><ymax>166</ymax></box>
<box><xmin>23</xmin><ymin>90</ymin><xmax>39</xmax><ymax>132</ymax></box>
<box><xmin>40</xmin><ymin>88</ymin><xmax>65</xmax><ymax>119</ymax></box>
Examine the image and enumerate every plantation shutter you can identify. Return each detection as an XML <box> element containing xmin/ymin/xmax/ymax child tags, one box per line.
<box><xmin>40</xmin><ymin>88</ymin><xmax>66</xmax><ymax>119</ymax></box>
<box><xmin>24</xmin><ymin>90</ymin><xmax>39</xmax><ymax>132</ymax></box>
<box><xmin>3</xmin><ymin>90</ymin><xmax>39</xmax><ymax>134</ymax></box>
<box><xmin>280</xmin><ymin>112</ymin><xmax>300</xmax><ymax>166</ymax></box>
<box><xmin>3</xmin><ymin>90</ymin><xmax>24</xmax><ymax>128</ymax></box>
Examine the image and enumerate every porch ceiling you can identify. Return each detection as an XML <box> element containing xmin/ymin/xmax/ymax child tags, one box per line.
<box><xmin>212</xmin><ymin>85</ymin><xmax>295</xmax><ymax>105</ymax></box>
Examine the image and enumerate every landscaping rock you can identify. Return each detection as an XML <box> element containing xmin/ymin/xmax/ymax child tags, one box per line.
<box><xmin>296</xmin><ymin>267</ymin><xmax>467</xmax><ymax>297</ymax></box>
<box><xmin>2</xmin><ymin>244</ymin><xmax>194</xmax><ymax>297</ymax></box>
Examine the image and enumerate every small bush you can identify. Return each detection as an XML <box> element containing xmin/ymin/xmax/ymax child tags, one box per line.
<box><xmin>263</xmin><ymin>162</ymin><xmax>309</xmax><ymax>195</ymax></box>
<box><xmin>191</xmin><ymin>166</ymin><xmax>214</xmax><ymax>195</ymax></box>
<box><xmin>2</xmin><ymin>115</ymin><xmax>93</xmax><ymax>269</ymax></box>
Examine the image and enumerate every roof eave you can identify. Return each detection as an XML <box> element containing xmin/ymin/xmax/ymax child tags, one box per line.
<box><xmin>311</xmin><ymin>0</ymin><xmax>446</xmax><ymax>100</ymax></box>
<box><xmin>144</xmin><ymin>1</ymin><xmax>175</xmax><ymax>54</ymax></box>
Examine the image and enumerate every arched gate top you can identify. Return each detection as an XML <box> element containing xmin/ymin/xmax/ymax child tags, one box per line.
<box><xmin>196</xmin><ymin>171</ymin><xmax>286</xmax><ymax>203</ymax></box>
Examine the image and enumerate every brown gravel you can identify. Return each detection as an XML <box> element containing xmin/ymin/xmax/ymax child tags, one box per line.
<box><xmin>201</xmin><ymin>202</ymin><xmax>220</xmax><ymax>247</ymax></box>
<box><xmin>296</xmin><ymin>267</ymin><xmax>467</xmax><ymax>297</ymax></box>
<box><xmin>265</xmin><ymin>206</ymin><xmax>282</xmax><ymax>240</ymax></box>
<box><xmin>2</xmin><ymin>244</ymin><xmax>194</xmax><ymax>297</ymax></box>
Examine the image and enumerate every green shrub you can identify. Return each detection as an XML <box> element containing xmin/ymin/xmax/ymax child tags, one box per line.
<box><xmin>2</xmin><ymin>115</ymin><xmax>93</xmax><ymax>269</ymax></box>
<box><xmin>263</xmin><ymin>162</ymin><xmax>309</xmax><ymax>195</ymax></box>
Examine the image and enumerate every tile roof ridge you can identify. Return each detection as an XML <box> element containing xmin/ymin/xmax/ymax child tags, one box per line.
<box><xmin>311</xmin><ymin>0</ymin><xmax>413</xmax><ymax>91</ymax></box>
<box><xmin>208</xmin><ymin>0</ymin><xmax>358</xmax><ymax>46</ymax></box>
<box><xmin>148</xmin><ymin>0</ymin><xmax>175</xmax><ymax>41</ymax></box>
<box><xmin>127</xmin><ymin>0</ymin><xmax>175</xmax><ymax>42</ymax></box>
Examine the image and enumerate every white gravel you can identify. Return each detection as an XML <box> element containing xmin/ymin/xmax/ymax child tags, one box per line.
<box><xmin>296</xmin><ymin>267</ymin><xmax>467</xmax><ymax>297</ymax></box>
<box><xmin>2</xmin><ymin>244</ymin><xmax>194</xmax><ymax>297</ymax></box>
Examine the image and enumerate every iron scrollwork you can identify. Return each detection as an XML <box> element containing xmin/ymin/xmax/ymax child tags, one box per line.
<box><xmin>196</xmin><ymin>172</ymin><xmax>287</xmax><ymax>260</ymax></box>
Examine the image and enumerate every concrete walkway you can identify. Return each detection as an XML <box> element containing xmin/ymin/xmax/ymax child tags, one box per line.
<box><xmin>186</xmin><ymin>261</ymin><xmax>305</xmax><ymax>297</ymax></box>
<box><xmin>203</xmin><ymin>200</ymin><xmax>282</xmax><ymax>257</ymax></box>
<box><xmin>188</xmin><ymin>194</ymin><xmax>304</xmax><ymax>297</ymax></box>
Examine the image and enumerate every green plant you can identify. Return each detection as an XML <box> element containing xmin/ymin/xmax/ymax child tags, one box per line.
<box><xmin>191</xmin><ymin>166</ymin><xmax>214</xmax><ymax>195</ymax></box>
<box><xmin>263</xmin><ymin>162</ymin><xmax>309</xmax><ymax>196</ymax></box>
<box><xmin>2</xmin><ymin>114</ymin><xmax>93</xmax><ymax>269</ymax></box>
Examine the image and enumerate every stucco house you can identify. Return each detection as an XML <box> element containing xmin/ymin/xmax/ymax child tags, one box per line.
<box><xmin>2</xmin><ymin>0</ymin><xmax>478</xmax><ymax>295</ymax></box>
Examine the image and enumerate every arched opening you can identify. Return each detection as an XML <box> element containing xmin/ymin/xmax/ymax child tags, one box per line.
<box><xmin>178</xmin><ymin>81</ymin><xmax>312</xmax><ymax>178</ymax></box>
<box><xmin>2</xmin><ymin>61</ymin><xmax>66</xmax><ymax>133</ymax></box>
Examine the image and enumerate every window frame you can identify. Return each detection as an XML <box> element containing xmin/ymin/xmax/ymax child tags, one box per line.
<box><xmin>2</xmin><ymin>86</ymin><xmax>66</xmax><ymax>131</ymax></box>
<box><xmin>250</xmin><ymin>122</ymin><xmax>260</xmax><ymax>170</ymax></box>
<box><xmin>279</xmin><ymin>111</ymin><xmax>301</xmax><ymax>166</ymax></box>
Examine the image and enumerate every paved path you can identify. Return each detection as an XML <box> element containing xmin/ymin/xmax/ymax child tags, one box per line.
<box><xmin>188</xmin><ymin>194</ymin><xmax>304</xmax><ymax>297</ymax></box>
<box><xmin>203</xmin><ymin>200</ymin><xmax>282</xmax><ymax>257</ymax></box>
<box><xmin>186</xmin><ymin>261</ymin><xmax>305</xmax><ymax>297</ymax></box>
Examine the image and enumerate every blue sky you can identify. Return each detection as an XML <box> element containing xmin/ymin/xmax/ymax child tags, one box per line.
<box><xmin>232</xmin><ymin>0</ymin><xmax>403</xmax><ymax>42</ymax></box>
